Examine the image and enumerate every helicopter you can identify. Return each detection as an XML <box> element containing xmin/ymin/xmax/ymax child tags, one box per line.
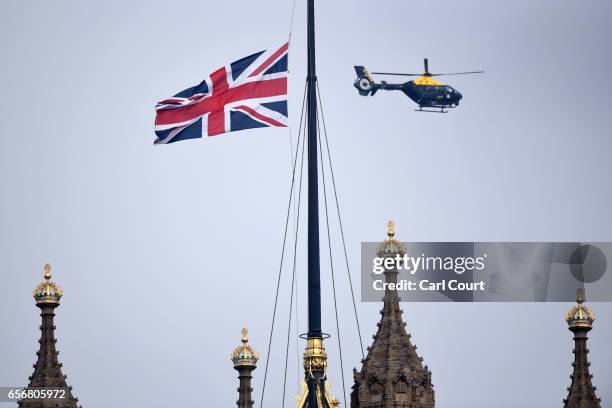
<box><xmin>354</xmin><ymin>58</ymin><xmax>483</xmax><ymax>112</ymax></box>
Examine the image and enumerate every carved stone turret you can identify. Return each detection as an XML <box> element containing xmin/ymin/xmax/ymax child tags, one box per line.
<box><xmin>231</xmin><ymin>328</ymin><xmax>259</xmax><ymax>408</ymax></box>
<box><xmin>563</xmin><ymin>288</ymin><xmax>601</xmax><ymax>408</ymax></box>
<box><xmin>19</xmin><ymin>264</ymin><xmax>81</xmax><ymax>408</ymax></box>
<box><xmin>351</xmin><ymin>222</ymin><xmax>435</xmax><ymax>408</ymax></box>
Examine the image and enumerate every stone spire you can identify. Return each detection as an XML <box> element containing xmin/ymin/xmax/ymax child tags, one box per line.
<box><xmin>351</xmin><ymin>221</ymin><xmax>435</xmax><ymax>408</ymax></box>
<box><xmin>231</xmin><ymin>328</ymin><xmax>259</xmax><ymax>408</ymax></box>
<box><xmin>563</xmin><ymin>288</ymin><xmax>601</xmax><ymax>408</ymax></box>
<box><xmin>19</xmin><ymin>264</ymin><xmax>80</xmax><ymax>408</ymax></box>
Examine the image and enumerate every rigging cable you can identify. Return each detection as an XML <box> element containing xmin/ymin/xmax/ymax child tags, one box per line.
<box><xmin>260</xmin><ymin>82</ymin><xmax>308</xmax><ymax>408</ymax></box>
<box><xmin>286</xmin><ymin>0</ymin><xmax>297</xmax><ymax>186</ymax></box>
<box><xmin>287</xmin><ymin>0</ymin><xmax>300</xmax><ymax>389</ymax></box>
<box><xmin>287</xmin><ymin>0</ymin><xmax>298</xmax><ymax>48</ymax></box>
<box><xmin>294</xmin><ymin>244</ymin><xmax>301</xmax><ymax>393</ymax></box>
<box><xmin>317</xmin><ymin>101</ymin><xmax>347</xmax><ymax>407</ymax></box>
<box><xmin>316</xmin><ymin>81</ymin><xmax>365</xmax><ymax>359</ymax></box>
<box><xmin>282</xmin><ymin>116</ymin><xmax>307</xmax><ymax>407</ymax></box>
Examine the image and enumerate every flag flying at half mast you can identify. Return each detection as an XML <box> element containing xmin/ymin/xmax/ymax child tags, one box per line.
<box><xmin>154</xmin><ymin>43</ymin><xmax>288</xmax><ymax>144</ymax></box>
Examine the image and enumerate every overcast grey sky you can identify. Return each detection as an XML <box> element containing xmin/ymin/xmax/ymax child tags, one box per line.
<box><xmin>1</xmin><ymin>1</ymin><xmax>611</xmax><ymax>407</ymax></box>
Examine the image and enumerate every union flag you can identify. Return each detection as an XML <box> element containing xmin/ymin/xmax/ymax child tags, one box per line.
<box><xmin>154</xmin><ymin>43</ymin><xmax>288</xmax><ymax>144</ymax></box>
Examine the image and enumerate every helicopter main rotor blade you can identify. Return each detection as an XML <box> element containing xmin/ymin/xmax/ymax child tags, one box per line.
<box><xmin>429</xmin><ymin>71</ymin><xmax>484</xmax><ymax>76</ymax></box>
<box><xmin>370</xmin><ymin>72</ymin><xmax>421</xmax><ymax>76</ymax></box>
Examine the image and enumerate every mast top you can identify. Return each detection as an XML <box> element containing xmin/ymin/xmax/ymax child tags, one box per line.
<box><xmin>33</xmin><ymin>263</ymin><xmax>63</xmax><ymax>305</ymax></box>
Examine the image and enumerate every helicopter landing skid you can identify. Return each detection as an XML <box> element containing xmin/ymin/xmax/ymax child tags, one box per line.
<box><xmin>415</xmin><ymin>107</ymin><xmax>448</xmax><ymax>113</ymax></box>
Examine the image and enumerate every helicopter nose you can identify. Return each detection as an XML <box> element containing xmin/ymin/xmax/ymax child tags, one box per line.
<box><xmin>455</xmin><ymin>91</ymin><xmax>463</xmax><ymax>101</ymax></box>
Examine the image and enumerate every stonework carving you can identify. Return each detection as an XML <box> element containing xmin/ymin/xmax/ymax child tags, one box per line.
<box><xmin>351</xmin><ymin>223</ymin><xmax>435</xmax><ymax>408</ymax></box>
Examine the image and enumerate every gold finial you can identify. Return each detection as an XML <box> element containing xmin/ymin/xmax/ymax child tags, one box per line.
<box><xmin>33</xmin><ymin>263</ymin><xmax>63</xmax><ymax>305</ymax></box>
<box><xmin>231</xmin><ymin>328</ymin><xmax>259</xmax><ymax>368</ymax></box>
<box><xmin>566</xmin><ymin>288</ymin><xmax>595</xmax><ymax>329</ymax></box>
<box><xmin>377</xmin><ymin>220</ymin><xmax>405</xmax><ymax>257</ymax></box>
<box><xmin>387</xmin><ymin>220</ymin><xmax>395</xmax><ymax>238</ymax></box>
<box><xmin>576</xmin><ymin>287</ymin><xmax>585</xmax><ymax>304</ymax></box>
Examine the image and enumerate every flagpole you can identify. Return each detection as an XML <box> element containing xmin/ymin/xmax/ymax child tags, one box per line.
<box><xmin>303</xmin><ymin>0</ymin><xmax>329</xmax><ymax>406</ymax></box>
<box><xmin>306</xmin><ymin>0</ymin><xmax>321</xmax><ymax>340</ymax></box>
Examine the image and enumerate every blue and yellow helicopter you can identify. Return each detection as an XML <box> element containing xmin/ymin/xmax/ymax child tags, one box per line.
<box><xmin>354</xmin><ymin>58</ymin><xmax>483</xmax><ymax>112</ymax></box>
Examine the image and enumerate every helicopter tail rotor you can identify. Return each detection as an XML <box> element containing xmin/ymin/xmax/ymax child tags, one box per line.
<box><xmin>354</xmin><ymin>65</ymin><xmax>376</xmax><ymax>96</ymax></box>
